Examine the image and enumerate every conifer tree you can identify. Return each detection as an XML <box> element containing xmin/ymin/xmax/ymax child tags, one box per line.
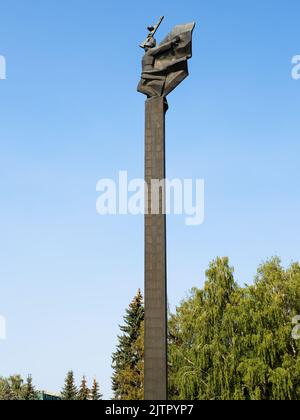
<box><xmin>24</xmin><ymin>375</ymin><xmax>37</xmax><ymax>400</ymax></box>
<box><xmin>112</xmin><ymin>289</ymin><xmax>144</xmax><ymax>400</ymax></box>
<box><xmin>78</xmin><ymin>376</ymin><xmax>90</xmax><ymax>401</ymax></box>
<box><xmin>90</xmin><ymin>379</ymin><xmax>103</xmax><ymax>400</ymax></box>
<box><xmin>61</xmin><ymin>371</ymin><xmax>78</xmax><ymax>400</ymax></box>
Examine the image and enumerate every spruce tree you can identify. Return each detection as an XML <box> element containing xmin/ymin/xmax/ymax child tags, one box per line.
<box><xmin>90</xmin><ymin>379</ymin><xmax>103</xmax><ymax>400</ymax></box>
<box><xmin>24</xmin><ymin>375</ymin><xmax>37</xmax><ymax>400</ymax></box>
<box><xmin>78</xmin><ymin>376</ymin><xmax>90</xmax><ymax>401</ymax></box>
<box><xmin>112</xmin><ymin>289</ymin><xmax>144</xmax><ymax>400</ymax></box>
<box><xmin>61</xmin><ymin>371</ymin><xmax>78</xmax><ymax>400</ymax></box>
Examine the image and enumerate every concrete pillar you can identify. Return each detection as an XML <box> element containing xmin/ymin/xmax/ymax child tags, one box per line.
<box><xmin>144</xmin><ymin>96</ymin><xmax>168</xmax><ymax>400</ymax></box>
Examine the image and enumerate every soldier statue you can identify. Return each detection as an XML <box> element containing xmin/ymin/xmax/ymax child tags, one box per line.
<box><xmin>138</xmin><ymin>17</ymin><xmax>195</xmax><ymax>98</ymax></box>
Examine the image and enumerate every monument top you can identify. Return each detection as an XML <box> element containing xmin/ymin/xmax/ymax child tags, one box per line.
<box><xmin>138</xmin><ymin>18</ymin><xmax>196</xmax><ymax>98</ymax></box>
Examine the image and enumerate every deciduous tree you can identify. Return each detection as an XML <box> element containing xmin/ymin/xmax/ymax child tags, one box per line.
<box><xmin>169</xmin><ymin>257</ymin><xmax>300</xmax><ymax>400</ymax></box>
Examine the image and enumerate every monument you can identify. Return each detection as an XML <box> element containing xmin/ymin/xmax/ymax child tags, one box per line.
<box><xmin>138</xmin><ymin>17</ymin><xmax>195</xmax><ymax>400</ymax></box>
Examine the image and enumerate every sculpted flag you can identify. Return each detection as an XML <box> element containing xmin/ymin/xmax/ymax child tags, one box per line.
<box><xmin>138</xmin><ymin>22</ymin><xmax>196</xmax><ymax>98</ymax></box>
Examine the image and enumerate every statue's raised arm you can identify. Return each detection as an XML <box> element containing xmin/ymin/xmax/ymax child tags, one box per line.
<box><xmin>140</xmin><ymin>16</ymin><xmax>165</xmax><ymax>49</ymax></box>
<box><xmin>138</xmin><ymin>19</ymin><xmax>196</xmax><ymax>98</ymax></box>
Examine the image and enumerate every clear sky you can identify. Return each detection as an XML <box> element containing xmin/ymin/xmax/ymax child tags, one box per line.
<box><xmin>0</xmin><ymin>0</ymin><xmax>300</xmax><ymax>399</ymax></box>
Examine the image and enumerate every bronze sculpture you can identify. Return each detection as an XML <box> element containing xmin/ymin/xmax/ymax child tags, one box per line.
<box><xmin>138</xmin><ymin>18</ymin><xmax>195</xmax><ymax>98</ymax></box>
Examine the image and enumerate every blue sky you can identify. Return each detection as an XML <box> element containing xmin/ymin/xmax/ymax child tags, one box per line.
<box><xmin>0</xmin><ymin>0</ymin><xmax>300</xmax><ymax>399</ymax></box>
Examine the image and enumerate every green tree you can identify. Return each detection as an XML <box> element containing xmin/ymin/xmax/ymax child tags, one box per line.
<box><xmin>112</xmin><ymin>289</ymin><xmax>144</xmax><ymax>400</ymax></box>
<box><xmin>90</xmin><ymin>379</ymin><xmax>103</xmax><ymax>400</ymax></box>
<box><xmin>235</xmin><ymin>258</ymin><xmax>300</xmax><ymax>400</ymax></box>
<box><xmin>24</xmin><ymin>375</ymin><xmax>38</xmax><ymax>400</ymax></box>
<box><xmin>8</xmin><ymin>375</ymin><xmax>25</xmax><ymax>400</ymax></box>
<box><xmin>169</xmin><ymin>257</ymin><xmax>300</xmax><ymax>400</ymax></box>
<box><xmin>78</xmin><ymin>376</ymin><xmax>90</xmax><ymax>401</ymax></box>
<box><xmin>169</xmin><ymin>257</ymin><xmax>238</xmax><ymax>400</ymax></box>
<box><xmin>0</xmin><ymin>377</ymin><xmax>13</xmax><ymax>400</ymax></box>
<box><xmin>0</xmin><ymin>375</ymin><xmax>39</xmax><ymax>400</ymax></box>
<box><xmin>61</xmin><ymin>371</ymin><xmax>78</xmax><ymax>400</ymax></box>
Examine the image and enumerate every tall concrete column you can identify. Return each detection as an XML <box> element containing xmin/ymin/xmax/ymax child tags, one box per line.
<box><xmin>144</xmin><ymin>96</ymin><xmax>168</xmax><ymax>400</ymax></box>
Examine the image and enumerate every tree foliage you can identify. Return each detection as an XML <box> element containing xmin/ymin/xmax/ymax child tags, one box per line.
<box><xmin>78</xmin><ymin>376</ymin><xmax>90</xmax><ymax>401</ymax></box>
<box><xmin>0</xmin><ymin>375</ymin><xmax>38</xmax><ymax>400</ymax></box>
<box><xmin>169</xmin><ymin>257</ymin><xmax>300</xmax><ymax>400</ymax></box>
<box><xmin>112</xmin><ymin>289</ymin><xmax>144</xmax><ymax>400</ymax></box>
<box><xmin>90</xmin><ymin>379</ymin><xmax>103</xmax><ymax>400</ymax></box>
<box><xmin>61</xmin><ymin>371</ymin><xmax>78</xmax><ymax>400</ymax></box>
<box><xmin>24</xmin><ymin>375</ymin><xmax>38</xmax><ymax>400</ymax></box>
